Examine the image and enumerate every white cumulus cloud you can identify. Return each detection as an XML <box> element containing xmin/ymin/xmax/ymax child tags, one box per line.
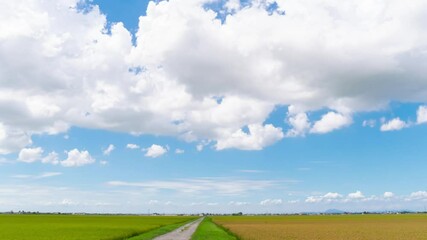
<box><xmin>18</xmin><ymin>147</ymin><xmax>44</xmax><ymax>163</ymax></box>
<box><xmin>126</xmin><ymin>144</ymin><xmax>140</xmax><ymax>149</ymax></box>
<box><xmin>61</xmin><ymin>149</ymin><xmax>95</xmax><ymax>167</ymax></box>
<box><xmin>260</xmin><ymin>198</ymin><xmax>283</xmax><ymax>206</ymax></box>
<box><xmin>310</xmin><ymin>112</ymin><xmax>352</xmax><ymax>134</ymax></box>
<box><xmin>348</xmin><ymin>190</ymin><xmax>365</xmax><ymax>199</ymax></box>
<box><xmin>144</xmin><ymin>144</ymin><xmax>168</xmax><ymax>158</ymax></box>
<box><xmin>384</xmin><ymin>192</ymin><xmax>394</xmax><ymax>198</ymax></box>
<box><xmin>216</xmin><ymin>124</ymin><xmax>284</xmax><ymax>150</ymax></box>
<box><xmin>380</xmin><ymin>118</ymin><xmax>409</xmax><ymax>131</ymax></box>
<box><xmin>286</xmin><ymin>112</ymin><xmax>311</xmax><ymax>137</ymax></box>
<box><xmin>2</xmin><ymin>0</ymin><xmax>427</xmax><ymax>153</ymax></box>
<box><xmin>408</xmin><ymin>191</ymin><xmax>427</xmax><ymax>200</ymax></box>
<box><xmin>305</xmin><ymin>192</ymin><xmax>343</xmax><ymax>203</ymax></box>
<box><xmin>417</xmin><ymin>105</ymin><xmax>427</xmax><ymax>124</ymax></box>
<box><xmin>42</xmin><ymin>151</ymin><xmax>60</xmax><ymax>165</ymax></box>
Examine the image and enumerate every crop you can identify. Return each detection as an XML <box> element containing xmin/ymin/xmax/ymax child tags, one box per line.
<box><xmin>0</xmin><ymin>214</ymin><xmax>195</xmax><ymax>240</ymax></box>
<box><xmin>213</xmin><ymin>214</ymin><xmax>427</xmax><ymax>240</ymax></box>
<box><xmin>191</xmin><ymin>217</ymin><xmax>238</xmax><ymax>240</ymax></box>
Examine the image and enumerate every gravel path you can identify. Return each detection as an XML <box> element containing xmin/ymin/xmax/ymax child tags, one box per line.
<box><xmin>152</xmin><ymin>217</ymin><xmax>204</xmax><ymax>240</ymax></box>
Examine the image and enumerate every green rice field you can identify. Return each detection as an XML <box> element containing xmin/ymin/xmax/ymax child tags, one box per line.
<box><xmin>0</xmin><ymin>214</ymin><xmax>195</xmax><ymax>240</ymax></box>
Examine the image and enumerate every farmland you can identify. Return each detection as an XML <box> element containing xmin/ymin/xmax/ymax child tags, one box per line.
<box><xmin>213</xmin><ymin>214</ymin><xmax>427</xmax><ymax>240</ymax></box>
<box><xmin>191</xmin><ymin>217</ymin><xmax>237</xmax><ymax>240</ymax></box>
<box><xmin>0</xmin><ymin>214</ymin><xmax>195</xmax><ymax>240</ymax></box>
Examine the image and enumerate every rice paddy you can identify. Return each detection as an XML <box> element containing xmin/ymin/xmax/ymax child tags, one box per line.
<box><xmin>3</xmin><ymin>214</ymin><xmax>427</xmax><ymax>239</ymax></box>
<box><xmin>0</xmin><ymin>214</ymin><xmax>195</xmax><ymax>240</ymax></box>
<box><xmin>212</xmin><ymin>214</ymin><xmax>427</xmax><ymax>240</ymax></box>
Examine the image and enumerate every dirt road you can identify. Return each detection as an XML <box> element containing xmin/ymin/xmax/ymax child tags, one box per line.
<box><xmin>152</xmin><ymin>217</ymin><xmax>204</xmax><ymax>240</ymax></box>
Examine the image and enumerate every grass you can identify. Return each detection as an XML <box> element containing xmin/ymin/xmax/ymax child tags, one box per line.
<box><xmin>213</xmin><ymin>214</ymin><xmax>427</xmax><ymax>240</ymax></box>
<box><xmin>128</xmin><ymin>219</ymin><xmax>195</xmax><ymax>240</ymax></box>
<box><xmin>0</xmin><ymin>214</ymin><xmax>196</xmax><ymax>240</ymax></box>
<box><xmin>191</xmin><ymin>217</ymin><xmax>238</xmax><ymax>240</ymax></box>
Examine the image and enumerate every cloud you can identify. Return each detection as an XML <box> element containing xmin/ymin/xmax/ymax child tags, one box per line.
<box><xmin>286</xmin><ymin>111</ymin><xmax>311</xmax><ymax>137</ymax></box>
<box><xmin>216</xmin><ymin>124</ymin><xmax>284</xmax><ymax>150</ymax></box>
<box><xmin>12</xmin><ymin>172</ymin><xmax>62</xmax><ymax>179</ymax></box>
<box><xmin>17</xmin><ymin>147</ymin><xmax>93</xmax><ymax>167</ymax></box>
<box><xmin>417</xmin><ymin>105</ymin><xmax>427</xmax><ymax>124</ymax></box>
<box><xmin>407</xmin><ymin>191</ymin><xmax>427</xmax><ymax>201</ymax></box>
<box><xmin>144</xmin><ymin>144</ymin><xmax>167</xmax><ymax>158</ymax></box>
<box><xmin>18</xmin><ymin>147</ymin><xmax>43</xmax><ymax>163</ymax></box>
<box><xmin>228</xmin><ymin>201</ymin><xmax>250</xmax><ymax>206</ymax></box>
<box><xmin>362</xmin><ymin>119</ymin><xmax>376</xmax><ymax>128</ymax></box>
<box><xmin>38</xmin><ymin>172</ymin><xmax>62</xmax><ymax>178</ymax></box>
<box><xmin>61</xmin><ymin>149</ymin><xmax>95</xmax><ymax>167</ymax></box>
<box><xmin>260</xmin><ymin>199</ymin><xmax>283</xmax><ymax>206</ymax></box>
<box><xmin>380</xmin><ymin>118</ymin><xmax>409</xmax><ymax>131</ymax></box>
<box><xmin>384</xmin><ymin>192</ymin><xmax>394</xmax><ymax>198</ymax></box>
<box><xmin>305</xmin><ymin>192</ymin><xmax>343</xmax><ymax>203</ymax></box>
<box><xmin>2</xmin><ymin>0</ymin><xmax>427</xmax><ymax>153</ymax></box>
<box><xmin>42</xmin><ymin>152</ymin><xmax>59</xmax><ymax>165</ymax></box>
<box><xmin>103</xmin><ymin>144</ymin><xmax>115</xmax><ymax>155</ymax></box>
<box><xmin>196</xmin><ymin>144</ymin><xmax>204</xmax><ymax>152</ymax></box>
<box><xmin>310</xmin><ymin>112</ymin><xmax>352</xmax><ymax>134</ymax></box>
<box><xmin>18</xmin><ymin>148</ymin><xmax>60</xmax><ymax>165</ymax></box>
<box><xmin>107</xmin><ymin>178</ymin><xmax>277</xmax><ymax>195</ymax></box>
<box><xmin>348</xmin><ymin>190</ymin><xmax>365</xmax><ymax>199</ymax></box>
<box><xmin>126</xmin><ymin>144</ymin><xmax>140</xmax><ymax>149</ymax></box>
<box><xmin>0</xmin><ymin>124</ymin><xmax>31</xmax><ymax>155</ymax></box>
<box><xmin>175</xmin><ymin>148</ymin><xmax>184</xmax><ymax>154</ymax></box>
<box><xmin>238</xmin><ymin>169</ymin><xmax>264</xmax><ymax>173</ymax></box>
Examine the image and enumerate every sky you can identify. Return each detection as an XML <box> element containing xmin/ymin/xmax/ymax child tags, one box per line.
<box><xmin>1</xmin><ymin>0</ymin><xmax>427</xmax><ymax>214</ymax></box>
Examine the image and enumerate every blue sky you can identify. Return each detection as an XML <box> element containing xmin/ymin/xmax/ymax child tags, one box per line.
<box><xmin>1</xmin><ymin>0</ymin><xmax>427</xmax><ymax>213</ymax></box>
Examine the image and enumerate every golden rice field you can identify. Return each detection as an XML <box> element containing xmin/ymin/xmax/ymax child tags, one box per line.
<box><xmin>213</xmin><ymin>214</ymin><xmax>427</xmax><ymax>240</ymax></box>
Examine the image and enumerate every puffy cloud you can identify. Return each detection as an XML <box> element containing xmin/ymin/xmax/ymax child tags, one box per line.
<box><xmin>380</xmin><ymin>118</ymin><xmax>409</xmax><ymax>131</ymax></box>
<box><xmin>61</xmin><ymin>149</ymin><xmax>95</xmax><ymax>167</ymax></box>
<box><xmin>260</xmin><ymin>199</ymin><xmax>283</xmax><ymax>206</ymax></box>
<box><xmin>215</xmin><ymin>124</ymin><xmax>284</xmax><ymax>150</ymax></box>
<box><xmin>103</xmin><ymin>144</ymin><xmax>115</xmax><ymax>156</ymax></box>
<box><xmin>310</xmin><ymin>112</ymin><xmax>352</xmax><ymax>134</ymax></box>
<box><xmin>408</xmin><ymin>191</ymin><xmax>427</xmax><ymax>200</ymax></box>
<box><xmin>2</xmin><ymin>0</ymin><xmax>427</xmax><ymax>153</ymax></box>
<box><xmin>18</xmin><ymin>147</ymin><xmax>44</xmax><ymax>163</ymax></box>
<box><xmin>384</xmin><ymin>192</ymin><xmax>394</xmax><ymax>198</ymax></box>
<box><xmin>305</xmin><ymin>192</ymin><xmax>343</xmax><ymax>203</ymax></box>
<box><xmin>417</xmin><ymin>105</ymin><xmax>427</xmax><ymax>124</ymax></box>
<box><xmin>286</xmin><ymin>112</ymin><xmax>311</xmax><ymax>137</ymax></box>
<box><xmin>144</xmin><ymin>144</ymin><xmax>167</xmax><ymax>158</ymax></box>
<box><xmin>18</xmin><ymin>147</ymin><xmax>94</xmax><ymax>167</ymax></box>
<box><xmin>17</xmin><ymin>147</ymin><xmax>60</xmax><ymax>165</ymax></box>
<box><xmin>42</xmin><ymin>151</ymin><xmax>60</xmax><ymax>165</ymax></box>
<box><xmin>348</xmin><ymin>190</ymin><xmax>365</xmax><ymax>199</ymax></box>
<box><xmin>126</xmin><ymin>144</ymin><xmax>140</xmax><ymax>149</ymax></box>
<box><xmin>0</xmin><ymin>124</ymin><xmax>31</xmax><ymax>155</ymax></box>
